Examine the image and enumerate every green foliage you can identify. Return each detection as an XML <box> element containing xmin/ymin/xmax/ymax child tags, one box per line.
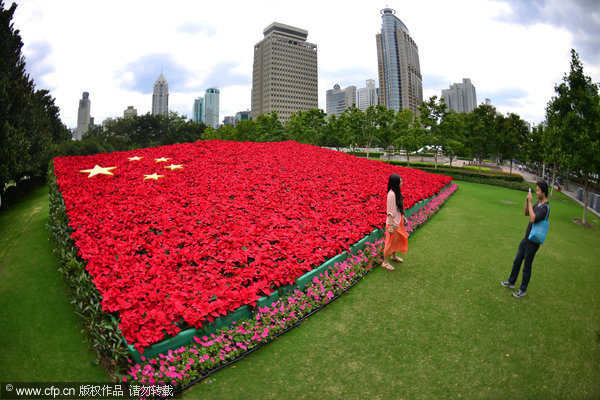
<box><xmin>0</xmin><ymin>1</ymin><xmax>70</xmax><ymax>208</ymax></box>
<box><xmin>46</xmin><ymin>163</ymin><xmax>130</xmax><ymax>374</ymax></box>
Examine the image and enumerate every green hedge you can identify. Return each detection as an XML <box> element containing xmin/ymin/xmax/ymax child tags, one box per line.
<box><xmin>46</xmin><ymin>162</ymin><xmax>129</xmax><ymax>376</ymax></box>
<box><xmin>384</xmin><ymin>160</ymin><xmax>524</xmax><ymax>183</ymax></box>
<box><xmin>346</xmin><ymin>151</ymin><xmax>384</xmax><ymax>158</ymax></box>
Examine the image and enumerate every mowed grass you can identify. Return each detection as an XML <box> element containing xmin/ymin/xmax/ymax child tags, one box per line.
<box><xmin>0</xmin><ymin>182</ymin><xmax>598</xmax><ymax>399</ymax></box>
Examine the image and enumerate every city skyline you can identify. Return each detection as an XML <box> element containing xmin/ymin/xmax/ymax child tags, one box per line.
<box><xmin>12</xmin><ymin>0</ymin><xmax>600</xmax><ymax>128</ymax></box>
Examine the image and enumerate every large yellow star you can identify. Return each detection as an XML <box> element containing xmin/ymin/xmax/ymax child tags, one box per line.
<box><xmin>143</xmin><ymin>173</ymin><xmax>165</xmax><ymax>181</ymax></box>
<box><xmin>155</xmin><ymin>157</ymin><xmax>171</xmax><ymax>163</ymax></box>
<box><xmin>164</xmin><ymin>164</ymin><xmax>184</xmax><ymax>170</ymax></box>
<box><xmin>79</xmin><ymin>165</ymin><xmax>117</xmax><ymax>177</ymax></box>
<box><xmin>128</xmin><ymin>156</ymin><xmax>143</xmax><ymax>161</ymax></box>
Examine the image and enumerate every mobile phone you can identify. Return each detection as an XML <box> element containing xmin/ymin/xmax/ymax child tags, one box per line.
<box><xmin>528</xmin><ymin>188</ymin><xmax>531</xmax><ymax>194</ymax></box>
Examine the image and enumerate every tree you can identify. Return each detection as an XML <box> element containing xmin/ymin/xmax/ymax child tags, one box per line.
<box><xmin>340</xmin><ymin>105</ymin><xmax>364</xmax><ymax>153</ymax></box>
<box><xmin>394</xmin><ymin>109</ymin><xmax>423</xmax><ymax>167</ymax></box>
<box><xmin>320</xmin><ymin>114</ymin><xmax>346</xmax><ymax>149</ymax></box>
<box><xmin>418</xmin><ymin>95</ymin><xmax>447</xmax><ymax>168</ymax></box>
<box><xmin>255</xmin><ymin>112</ymin><xmax>286</xmax><ymax>142</ymax></box>
<box><xmin>439</xmin><ymin>110</ymin><xmax>468</xmax><ymax>166</ymax></box>
<box><xmin>372</xmin><ymin>106</ymin><xmax>396</xmax><ymax>160</ymax></box>
<box><xmin>546</xmin><ymin>49</ymin><xmax>600</xmax><ymax>224</ymax></box>
<box><xmin>468</xmin><ymin>102</ymin><xmax>500</xmax><ymax>170</ymax></box>
<box><xmin>286</xmin><ymin>109</ymin><xmax>326</xmax><ymax>145</ymax></box>
<box><xmin>500</xmin><ymin>113</ymin><xmax>529</xmax><ymax>174</ymax></box>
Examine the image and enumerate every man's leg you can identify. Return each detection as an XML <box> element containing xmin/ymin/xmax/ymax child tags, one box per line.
<box><xmin>508</xmin><ymin>239</ymin><xmax>526</xmax><ymax>284</ymax></box>
<box><xmin>519</xmin><ymin>242</ymin><xmax>539</xmax><ymax>291</ymax></box>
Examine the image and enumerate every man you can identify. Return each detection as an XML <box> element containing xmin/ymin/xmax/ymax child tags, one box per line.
<box><xmin>501</xmin><ymin>180</ymin><xmax>550</xmax><ymax>298</ymax></box>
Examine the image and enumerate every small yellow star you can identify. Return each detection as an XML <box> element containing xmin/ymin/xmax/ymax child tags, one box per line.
<box><xmin>79</xmin><ymin>165</ymin><xmax>117</xmax><ymax>177</ymax></box>
<box><xmin>143</xmin><ymin>173</ymin><xmax>165</xmax><ymax>180</ymax></box>
<box><xmin>128</xmin><ymin>156</ymin><xmax>143</xmax><ymax>161</ymax></box>
<box><xmin>155</xmin><ymin>157</ymin><xmax>171</xmax><ymax>163</ymax></box>
<box><xmin>164</xmin><ymin>164</ymin><xmax>184</xmax><ymax>170</ymax></box>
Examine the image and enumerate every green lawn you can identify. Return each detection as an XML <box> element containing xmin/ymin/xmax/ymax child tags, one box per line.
<box><xmin>0</xmin><ymin>182</ymin><xmax>598</xmax><ymax>399</ymax></box>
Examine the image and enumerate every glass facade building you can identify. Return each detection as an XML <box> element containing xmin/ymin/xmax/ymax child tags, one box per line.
<box><xmin>376</xmin><ymin>8</ymin><xmax>422</xmax><ymax>114</ymax></box>
<box><xmin>152</xmin><ymin>72</ymin><xmax>169</xmax><ymax>116</ymax></box>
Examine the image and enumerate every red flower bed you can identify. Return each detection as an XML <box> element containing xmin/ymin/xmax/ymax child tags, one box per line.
<box><xmin>53</xmin><ymin>141</ymin><xmax>452</xmax><ymax>350</ymax></box>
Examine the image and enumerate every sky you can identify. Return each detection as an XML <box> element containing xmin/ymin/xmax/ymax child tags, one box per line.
<box><xmin>11</xmin><ymin>0</ymin><xmax>600</xmax><ymax>129</ymax></box>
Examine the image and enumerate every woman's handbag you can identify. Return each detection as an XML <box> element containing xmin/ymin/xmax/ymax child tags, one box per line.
<box><xmin>528</xmin><ymin>204</ymin><xmax>550</xmax><ymax>244</ymax></box>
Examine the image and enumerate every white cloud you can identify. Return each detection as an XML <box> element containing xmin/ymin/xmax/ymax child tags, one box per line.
<box><xmin>12</xmin><ymin>0</ymin><xmax>600</xmax><ymax>128</ymax></box>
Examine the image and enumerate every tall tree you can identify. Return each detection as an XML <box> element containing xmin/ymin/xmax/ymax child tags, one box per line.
<box><xmin>372</xmin><ymin>106</ymin><xmax>396</xmax><ymax>160</ymax></box>
<box><xmin>394</xmin><ymin>109</ymin><xmax>423</xmax><ymax>167</ymax></box>
<box><xmin>418</xmin><ymin>95</ymin><xmax>447</xmax><ymax>168</ymax></box>
<box><xmin>439</xmin><ymin>110</ymin><xmax>468</xmax><ymax>166</ymax></box>
<box><xmin>286</xmin><ymin>109</ymin><xmax>326</xmax><ymax>145</ymax></box>
<box><xmin>546</xmin><ymin>49</ymin><xmax>600</xmax><ymax>224</ymax></box>
<box><xmin>468</xmin><ymin>102</ymin><xmax>500</xmax><ymax>170</ymax></box>
<box><xmin>501</xmin><ymin>112</ymin><xmax>529</xmax><ymax>174</ymax></box>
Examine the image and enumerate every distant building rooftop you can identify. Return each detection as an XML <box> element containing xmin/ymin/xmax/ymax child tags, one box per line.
<box><xmin>263</xmin><ymin>22</ymin><xmax>308</xmax><ymax>41</ymax></box>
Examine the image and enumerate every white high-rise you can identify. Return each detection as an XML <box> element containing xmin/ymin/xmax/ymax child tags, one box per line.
<box><xmin>152</xmin><ymin>72</ymin><xmax>169</xmax><ymax>116</ymax></box>
<box><xmin>326</xmin><ymin>84</ymin><xmax>357</xmax><ymax>117</ymax></box>
<box><xmin>204</xmin><ymin>87</ymin><xmax>220</xmax><ymax>129</ymax></box>
<box><xmin>251</xmin><ymin>22</ymin><xmax>318</xmax><ymax>122</ymax></box>
<box><xmin>75</xmin><ymin>91</ymin><xmax>91</xmax><ymax>140</ymax></box>
<box><xmin>441</xmin><ymin>78</ymin><xmax>477</xmax><ymax>113</ymax></box>
<box><xmin>357</xmin><ymin>79</ymin><xmax>379</xmax><ymax>112</ymax></box>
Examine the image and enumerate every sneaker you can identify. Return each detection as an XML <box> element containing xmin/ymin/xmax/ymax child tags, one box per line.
<box><xmin>512</xmin><ymin>289</ymin><xmax>526</xmax><ymax>298</ymax></box>
<box><xmin>500</xmin><ymin>280</ymin><xmax>515</xmax><ymax>289</ymax></box>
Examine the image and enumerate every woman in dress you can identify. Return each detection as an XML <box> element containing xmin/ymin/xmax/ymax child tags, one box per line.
<box><xmin>382</xmin><ymin>174</ymin><xmax>408</xmax><ymax>271</ymax></box>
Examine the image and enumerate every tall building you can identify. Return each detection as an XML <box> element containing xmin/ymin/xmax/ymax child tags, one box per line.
<box><xmin>193</xmin><ymin>97</ymin><xmax>205</xmax><ymax>124</ymax></box>
<box><xmin>441</xmin><ymin>78</ymin><xmax>477</xmax><ymax>113</ymax></box>
<box><xmin>152</xmin><ymin>71</ymin><xmax>169</xmax><ymax>116</ymax></box>
<box><xmin>326</xmin><ymin>84</ymin><xmax>357</xmax><ymax>117</ymax></box>
<box><xmin>75</xmin><ymin>91</ymin><xmax>91</xmax><ymax>140</ymax></box>
<box><xmin>123</xmin><ymin>106</ymin><xmax>137</xmax><ymax>119</ymax></box>
<box><xmin>376</xmin><ymin>8</ymin><xmax>423</xmax><ymax>114</ymax></box>
<box><xmin>357</xmin><ymin>79</ymin><xmax>379</xmax><ymax>112</ymax></box>
<box><xmin>251</xmin><ymin>22</ymin><xmax>318</xmax><ymax>123</ymax></box>
<box><xmin>204</xmin><ymin>87</ymin><xmax>220</xmax><ymax>129</ymax></box>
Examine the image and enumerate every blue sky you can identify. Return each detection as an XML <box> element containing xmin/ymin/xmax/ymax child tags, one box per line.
<box><xmin>12</xmin><ymin>0</ymin><xmax>600</xmax><ymax>128</ymax></box>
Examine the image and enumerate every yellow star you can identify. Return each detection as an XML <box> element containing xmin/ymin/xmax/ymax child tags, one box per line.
<box><xmin>79</xmin><ymin>165</ymin><xmax>117</xmax><ymax>177</ymax></box>
<box><xmin>143</xmin><ymin>173</ymin><xmax>165</xmax><ymax>181</ymax></box>
<box><xmin>155</xmin><ymin>157</ymin><xmax>171</xmax><ymax>163</ymax></box>
<box><xmin>128</xmin><ymin>156</ymin><xmax>143</xmax><ymax>161</ymax></box>
<box><xmin>164</xmin><ymin>164</ymin><xmax>184</xmax><ymax>170</ymax></box>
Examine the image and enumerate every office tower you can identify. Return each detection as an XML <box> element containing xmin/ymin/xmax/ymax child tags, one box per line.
<box><xmin>193</xmin><ymin>97</ymin><xmax>205</xmax><ymax>124</ymax></box>
<box><xmin>75</xmin><ymin>91</ymin><xmax>91</xmax><ymax>140</ymax></box>
<box><xmin>326</xmin><ymin>84</ymin><xmax>357</xmax><ymax>117</ymax></box>
<box><xmin>441</xmin><ymin>78</ymin><xmax>477</xmax><ymax>113</ymax></box>
<box><xmin>357</xmin><ymin>79</ymin><xmax>379</xmax><ymax>112</ymax></box>
<box><xmin>123</xmin><ymin>106</ymin><xmax>137</xmax><ymax>119</ymax></box>
<box><xmin>251</xmin><ymin>22</ymin><xmax>318</xmax><ymax>123</ymax></box>
<box><xmin>204</xmin><ymin>87</ymin><xmax>220</xmax><ymax>129</ymax></box>
<box><xmin>152</xmin><ymin>71</ymin><xmax>169</xmax><ymax>116</ymax></box>
<box><xmin>235</xmin><ymin>110</ymin><xmax>251</xmax><ymax>124</ymax></box>
<box><xmin>376</xmin><ymin>8</ymin><xmax>423</xmax><ymax>114</ymax></box>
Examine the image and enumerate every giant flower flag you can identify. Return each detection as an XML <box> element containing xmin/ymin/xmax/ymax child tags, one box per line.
<box><xmin>53</xmin><ymin>140</ymin><xmax>452</xmax><ymax>350</ymax></box>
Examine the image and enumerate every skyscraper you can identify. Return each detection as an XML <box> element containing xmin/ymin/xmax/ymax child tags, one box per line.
<box><xmin>441</xmin><ymin>78</ymin><xmax>477</xmax><ymax>113</ymax></box>
<box><xmin>326</xmin><ymin>84</ymin><xmax>357</xmax><ymax>117</ymax></box>
<box><xmin>376</xmin><ymin>8</ymin><xmax>423</xmax><ymax>114</ymax></box>
<box><xmin>204</xmin><ymin>87</ymin><xmax>220</xmax><ymax>129</ymax></box>
<box><xmin>152</xmin><ymin>71</ymin><xmax>169</xmax><ymax>116</ymax></box>
<box><xmin>357</xmin><ymin>79</ymin><xmax>379</xmax><ymax>112</ymax></box>
<box><xmin>75</xmin><ymin>91</ymin><xmax>91</xmax><ymax>140</ymax></box>
<box><xmin>193</xmin><ymin>97</ymin><xmax>205</xmax><ymax>124</ymax></box>
<box><xmin>251</xmin><ymin>22</ymin><xmax>318</xmax><ymax>123</ymax></box>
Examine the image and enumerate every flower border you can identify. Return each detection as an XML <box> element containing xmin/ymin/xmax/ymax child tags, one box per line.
<box><xmin>122</xmin><ymin>183</ymin><xmax>459</xmax><ymax>394</ymax></box>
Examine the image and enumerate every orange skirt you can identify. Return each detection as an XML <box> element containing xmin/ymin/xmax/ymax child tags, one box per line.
<box><xmin>384</xmin><ymin>215</ymin><xmax>408</xmax><ymax>257</ymax></box>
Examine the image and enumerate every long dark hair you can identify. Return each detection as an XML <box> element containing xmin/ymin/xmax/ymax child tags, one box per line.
<box><xmin>387</xmin><ymin>174</ymin><xmax>404</xmax><ymax>213</ymax></box>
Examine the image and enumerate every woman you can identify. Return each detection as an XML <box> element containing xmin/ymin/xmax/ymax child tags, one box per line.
<box><xmin>382</xmin><ymin>174</ymin><xmax>408</xmax><ymax>271</ymax></box>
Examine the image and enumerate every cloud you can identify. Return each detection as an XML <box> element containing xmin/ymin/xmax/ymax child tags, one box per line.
<box><xmin>492</xmin><ymin>0</ymin><xmax>600</xmax><ymax>64</ymax></box>
<box><xmin>116</xmin><ymin>54</ymin><xmax>193</xmax><ymax>94</ymax></box>
<box><xmin>200</xmin><ymin>62</ymin><xmax>251</xmax><ymax>89</ymax></box>
<box><xmin>23</xmin><ymin>40</ymin><xmax>54</xmax><ymax>87</ymax></box>
<box><xmin>176</xmin><ymin>22</ymin><xmax>217</xmax><ymax>36</ymax></box>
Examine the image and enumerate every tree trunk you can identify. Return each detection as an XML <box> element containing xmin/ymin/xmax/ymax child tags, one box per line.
<box><xmin>550</xmin><ymin>164</ymin><xmax>557</xmax><ymax>196</ymax></box>
<box><xmin>434</xmin><ymin>147</ymin><xmax>438</xmax><ymax>169</ymax></box>
<box><xmin>406</xmin><ymin>153</ymin><xmax>410</xmax><ymax>168</ymax></box>
<box><xmin>510</xmin><ymin>158</ymin><xmax>513</xmax><ymax>174</ymax></box>
<box><xmin>583</xmin><ymin>173</ymin><xmax>589</xmax><ymax>224</ymax></box>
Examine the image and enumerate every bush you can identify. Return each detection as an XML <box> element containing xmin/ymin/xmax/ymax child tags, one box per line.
<box><xmin>346</xmin><ymin>151</ymin><xmax>384</xmax><ymax>158</ymax></box>
<box><xmin>46</xmin><ymin>162</ymin><xmax>130</xmax><ymax>377</ymax></box>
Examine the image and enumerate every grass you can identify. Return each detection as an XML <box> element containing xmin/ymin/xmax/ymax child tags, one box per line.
<box><xmin>0</xmin><ymin>182</ymin><xmax>598</xmax><ymax>399</ymax></box>
<box><xmin>0</xmin><ymin>186</ymin><xmax>107</xmax><ymax>382</ymax></box>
